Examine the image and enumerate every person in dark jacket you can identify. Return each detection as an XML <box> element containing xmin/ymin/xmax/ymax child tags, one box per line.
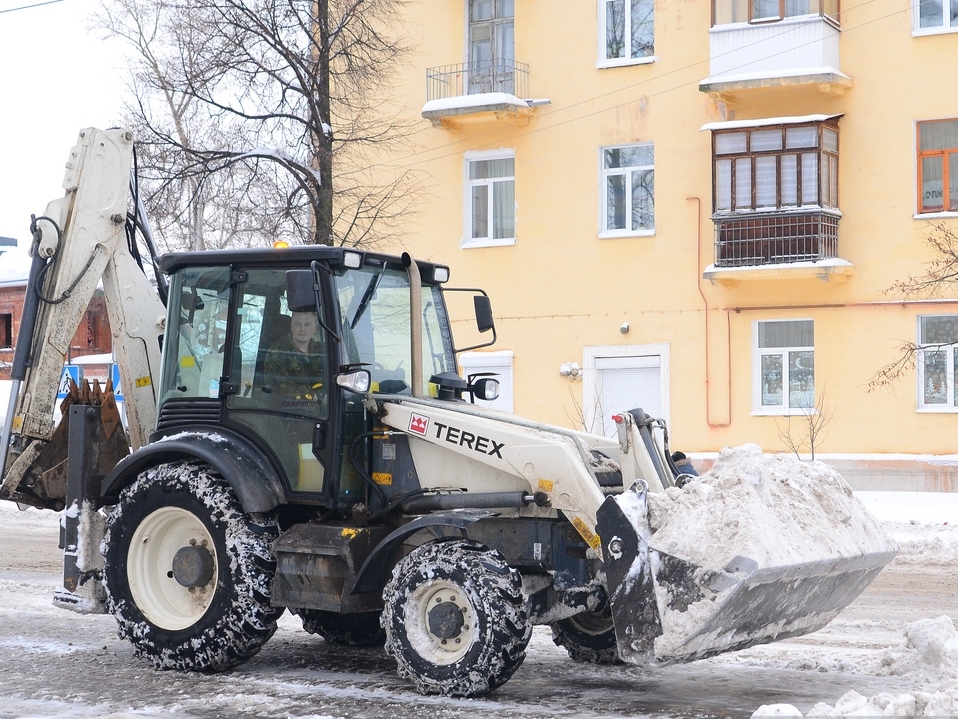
<box><xmin>264</xmin><ymin>311</ymin><xmax>327</xmax><ymax>402</ymax></box>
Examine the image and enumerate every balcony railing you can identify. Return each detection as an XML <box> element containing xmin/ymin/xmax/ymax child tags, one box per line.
<box><xmin>713</xmin><ymin>210</ymin><xmax>839</xmax><ymax>268</ymax></box>
<box><xmin>426</xmin><ymin>60</ymin><xmax>529</xmax><ymax>102</ymax></box>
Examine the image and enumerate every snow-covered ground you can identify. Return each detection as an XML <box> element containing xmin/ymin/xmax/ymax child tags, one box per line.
<box><xmin>0</xmin><ymin>490</ymin><xmax>956</xmax><ymax>718</ymax></box>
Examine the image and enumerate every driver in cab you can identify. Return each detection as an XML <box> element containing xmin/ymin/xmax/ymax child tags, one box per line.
<box><xmin>264</xmin><ymin>311</ymin><xmax>327</xmax><ymax>408</ymax></box>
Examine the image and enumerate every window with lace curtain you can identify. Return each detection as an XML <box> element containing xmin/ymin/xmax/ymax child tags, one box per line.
<box><xmin>464</xmin><ymin>150</ymin><xmax>515</xmax><ymax>248</ymax></box>
<box><xmin>754</xmin><ymin>319</ymin><xmax>814</xmax><ymax>414</ymax></box>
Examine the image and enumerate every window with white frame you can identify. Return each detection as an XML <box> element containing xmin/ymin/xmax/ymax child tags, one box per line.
<box><xmin>754</xmin><ymin>320</ymin><xmax>814</xmax><ymax>412</ymax></box>
<box><xmin>917</xmin><ymin>315</ymin><xmax>958</xmax><ymax>409</ymax></box>
<box><xmin>601</xmin><ymin>144</ymin><xmax>654</xmax><ymax>236</ymax></box>
<box><xmin>464</xmin><ymin>151</ymin><xmax>515</xmax><ymax>248</ymax></box>
<box><xmin>599</xmin><ymin>0</ymin><xmax>654</xmax><ymax>66</ymax></box>
<box><xmin>916</xmin><ymin>0</ymin><xmax>958</xmax><ymax>32</ymax></box>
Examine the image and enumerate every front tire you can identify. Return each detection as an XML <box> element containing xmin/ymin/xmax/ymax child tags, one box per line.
<box><xmin>551</xmin><ymin>607</ymin><xmax>622</xmax><ymax>664</ymax></box>
<box><xmin>102</xmin><ymin>461</ymin><xmax>282</xmax><ymax>671</ymax></box>
<box><xmin>382</xmin><ymin>540</ymin><xmax>531</xmax><ymax>697</ymax></box>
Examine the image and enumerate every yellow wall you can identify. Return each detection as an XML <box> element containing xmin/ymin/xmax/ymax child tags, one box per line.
<box><xmin>369</xmin><ymin>1</ymin><xmax>958</xmax><ymax>462</ymax></box>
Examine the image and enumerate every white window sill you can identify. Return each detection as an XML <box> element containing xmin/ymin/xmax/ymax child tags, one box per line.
<box><xmin>596</xmin><ymin>55</ymin><xmax>656</xmax><ymax>69</ymax></box>
<box><xmin>914</xmin><ymin>211</ymin><xmax>958</xmax><ymax>220</ymax></box>
<box><xmin>912</xmin><ymin>26</ymin><xmax>958</xmax><ymax>37</ymax></box>
<box><xmin>598</xmin><ymin>229</ymin><xmax>655</xmax><ymax>240</ymax></box>
<box><xmin>917</xmin><ymin>406</ymin><xmax>958</xmax><ymax>413</ymax></box>
<box><xmin>460</xmin><ymin>237</ymin><xmax>516</xmax><ymax>249</ymax></box>
<box><xmin>751</xmin><ymin>408</ymin><xmax>818</xmax><ymax>417</ymax></box>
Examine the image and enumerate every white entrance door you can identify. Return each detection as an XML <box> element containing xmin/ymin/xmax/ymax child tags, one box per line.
<box><xmin>584</xmin><ymin>344</ymin><xmax>669</xmax><ymax>438</ymax></box>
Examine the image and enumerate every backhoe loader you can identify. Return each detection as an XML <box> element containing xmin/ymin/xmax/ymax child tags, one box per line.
<box><xmin>0</xmin><ymin>128</ymin><xmax>897</xmax><ymax>697</ymax></box>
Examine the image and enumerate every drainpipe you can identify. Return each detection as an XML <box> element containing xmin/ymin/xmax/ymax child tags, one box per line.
<box><xmin>689</xmin><ymin>196</ymin><xmax>731</xmax><ymax>427</ymax></box>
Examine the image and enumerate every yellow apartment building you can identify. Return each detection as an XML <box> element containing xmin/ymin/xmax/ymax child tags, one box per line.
<box><xmin>375</xmin><ymin>0</ymin><xmax>958</xmax><ymax>490</ymax></box>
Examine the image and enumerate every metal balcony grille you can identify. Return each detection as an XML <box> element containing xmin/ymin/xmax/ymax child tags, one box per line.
<box><xmin>425</xmin><ymin>60</ymin><xmax>529</xmax><ymax>102</ymax></box>
<box><xmin>713</xmin><ymin>211</ymin><xmax>840</xmax><ymax>268</ymax></box>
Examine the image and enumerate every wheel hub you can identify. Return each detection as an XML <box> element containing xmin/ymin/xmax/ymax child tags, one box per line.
<box><xmin>172</xmin><ymin>544</ymin><xmax>215</xmax><ymax>588</ymax></box>
<box><xmin>427</xmin><ymin>601</ymin><xmax>465</xmax><ymax>640</ymax></box>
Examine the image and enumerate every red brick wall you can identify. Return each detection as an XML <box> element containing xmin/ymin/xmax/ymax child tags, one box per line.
<box><xmin>0</xmin><ymin>285</ymin><xmax>112</xmax><ymax>381</ymax></box>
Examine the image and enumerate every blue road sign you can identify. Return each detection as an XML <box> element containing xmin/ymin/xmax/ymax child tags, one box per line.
<box><xmin>57</xmin><ymin>365</ymin><xmax>82</xmax><ymax>400</ymax></box>
<box><xmin>110</xmin><ymin>363</ymin><xmax>124</xmax><ymax>402</ymax></box>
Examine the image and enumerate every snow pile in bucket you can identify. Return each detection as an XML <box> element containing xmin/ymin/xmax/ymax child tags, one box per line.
<box><xmin>645</xmin><ymin>444</ymin><xmax>898</xmax><ymax>657</ymax></box>
<box><xmin>647</xmin><ymin>444</ymin><xmax>895</xmax><ymax>570</ymax></box>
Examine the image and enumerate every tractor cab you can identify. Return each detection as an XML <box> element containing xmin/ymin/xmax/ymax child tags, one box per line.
<box><xmin>156</xmin><ymin>247</ymin><xmax>487</xmax><ymax>509</ymax></box>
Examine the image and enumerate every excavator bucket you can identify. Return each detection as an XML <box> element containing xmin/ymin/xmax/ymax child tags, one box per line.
<box><xmin>596</xmin><ymin>446</ymin><xmax>899</xmax><ymax>666</ymax></box>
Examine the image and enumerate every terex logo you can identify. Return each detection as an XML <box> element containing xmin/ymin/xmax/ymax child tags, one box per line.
<box><xmin>408</xmin><ymin>413</ymin><xmax>429</xmax><ymax>436</ymax></box>
<box><xmin>433</xmin><ymin>421</ymin><xmax>504</xmax><ymax>459</ymax></box>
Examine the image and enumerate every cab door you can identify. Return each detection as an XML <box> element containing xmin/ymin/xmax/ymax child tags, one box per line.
<box><xmin>224</xmin><ymin>266</ymin><xmax>341</xmax><ymax>501</ymax></box>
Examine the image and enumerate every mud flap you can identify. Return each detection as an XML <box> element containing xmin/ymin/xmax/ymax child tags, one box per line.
<box><xmin>597</xmin><ymin>482</ymin><xmax>899</xmax><ymax>666</ymax></box>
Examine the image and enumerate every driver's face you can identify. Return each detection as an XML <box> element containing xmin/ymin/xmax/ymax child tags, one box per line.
<box><xmin>290</xmin><ymin>312</ymin><xmax>318</xmax><ymax>346</ymax></box>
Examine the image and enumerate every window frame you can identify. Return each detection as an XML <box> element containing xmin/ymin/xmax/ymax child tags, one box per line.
<box><xmin>752</xmin><ymin>319</ymin><xmax>815</xmax><ymax>416</ymax></box>
<box><xmin>462</xmin><ymin>149</ymin><xmax>516</xmax><ymax>249</ymax></box>
<box><xmin>0</xmin><ymin>313</ymin><xmax>11</xmax><ymax>349</ymax></box>
<box><xmin>916</xmin><ymin>119</ymin><xmax>958</xmax><ymax>216</ymax></box>
<box><xmin>711</xmin><ymin>0</ymin><xmax>840</xmax><ymax>27</ymax></box>
<box><xmin>712</xmin><ymin>120</ymin><xmax>839</xmax><ymax>215</ymax></box>
<box><xmin>597</xmin><ymin>0</ymin><xmax>656</xmax><ymax>68</ymax></box>
<box><xmin>599</xmin><ymin>143</ymin><xmax>656</xmax><ymax>238</ymax></box>
<box><xmin>916</xmin><ymin>314</ymin><xmax>958</xmax><ymax>412</ymax></box>
<box><xmin>913</xmin><ymin>0</ymin><xmax>958</xmax><ymax>35</ymax></box>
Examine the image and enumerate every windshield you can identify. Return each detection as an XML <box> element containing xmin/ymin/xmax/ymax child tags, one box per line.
<box><xmin>334</xmin><ymin>265</ymin><xmax>455</xmax><ymax>393</ymax></box>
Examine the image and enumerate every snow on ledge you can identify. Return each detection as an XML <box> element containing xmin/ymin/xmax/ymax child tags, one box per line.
<box><xmin>422</xmin><ymin>92</ymin><xmax>530</xmax><ymax>115</ymax></box>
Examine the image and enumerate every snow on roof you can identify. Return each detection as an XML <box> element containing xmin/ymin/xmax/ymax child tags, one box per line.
<box><xmin>701</xmin><ymin>113</ymin><xmax>844</xmax><ymax>132</ymax></box>
<box><xmin>0</xmin><ymin>246</ymin><xmax>31</xmax><ymax>284</ymax></box>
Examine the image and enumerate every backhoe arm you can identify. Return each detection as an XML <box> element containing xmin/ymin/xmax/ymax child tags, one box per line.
<box><xmin>0</xmin><ymin>128</ymin><xmax>166</xmax><ymax>509</ymax></box>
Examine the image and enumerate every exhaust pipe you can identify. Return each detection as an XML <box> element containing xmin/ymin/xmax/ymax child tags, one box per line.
<box><xmin>401</xmin><ymin>253</ymin><xmax>423</xmax><ymax>398</ymax></box>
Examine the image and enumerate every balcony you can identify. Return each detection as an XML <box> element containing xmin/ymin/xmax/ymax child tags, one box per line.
<box><xmin>703</xmin><ymin>209</ymin><xmax>853</xmax><ymax>285</ymax></box>
<box><xmin>699</xmin><ymin>15</ymin><xmax>851</xmax><ymax>102</ymax></box>
<box><xmin>422</xmin><ymin>61</ymin><xmax>545</xmax><ymax>130</ymax></box>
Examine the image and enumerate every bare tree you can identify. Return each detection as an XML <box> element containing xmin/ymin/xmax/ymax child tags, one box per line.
<box><xmin>777</xmin><ymin>390</ymin><xmax>834</xmax><ymax>461</ymax></box>
<box><xmin>97</xmin><ymin>0</ymin><xmax>420</xmax><ymax>250</ymax></box>
<box><xmin>869</xmin><ymin>222</ymin><xmax>958</xmax><ymax>389</ymax></box>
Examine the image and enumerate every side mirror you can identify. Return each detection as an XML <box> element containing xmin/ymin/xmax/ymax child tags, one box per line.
<box><xmin>286</xmin><ymin>270</ymin><xmax>316</xmax><ymax>313</ymax></box>
<box><xmin>474</xmin><ymin>295</ymin><xmax>495</xmax><ymax>334</ymax></box>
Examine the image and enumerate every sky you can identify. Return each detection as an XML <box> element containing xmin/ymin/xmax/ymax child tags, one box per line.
<box><xmin>0</xmin><ymin>0</ymin><xmax>126</xmax><ymax>251</ymax></box>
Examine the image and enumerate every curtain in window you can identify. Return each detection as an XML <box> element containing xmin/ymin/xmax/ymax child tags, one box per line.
<box><xmin>759</xmin><ymin>320</ymin><xmax>813</xmax><ymax>348</ymax></box>
<box><xmin>493</xmin><ymin>179</ymin><xmax>515</xmax><ymax>239</ymax></box>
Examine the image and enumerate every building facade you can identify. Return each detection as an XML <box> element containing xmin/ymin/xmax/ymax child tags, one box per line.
<box><xmin>370</xmin><ymin>1</ymin><xmax>957</xmax><ymax>488</ymax></box>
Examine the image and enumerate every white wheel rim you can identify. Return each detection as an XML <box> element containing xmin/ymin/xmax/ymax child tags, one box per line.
<box><xmin>406</xmin><ymin>579</ymin><xmax>477</xmax><ymax>665</ymax></box>
<box><xmin>127</xmin><ymin>506</ymin><xmax>218</xmax><ymax>630</ymax></box>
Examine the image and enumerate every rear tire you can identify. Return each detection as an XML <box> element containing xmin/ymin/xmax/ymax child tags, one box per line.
<box><xmin>102</xmin><ymin>461</ymin><xmax>282</xmax><ymax>671</ymax></box>
<box><xmin>551</xmin><ymin>607</ymin><xmax>622</xmax><ymax>664</ymax></box>
<box><xmin>382</xmin><ymin>540</ymin><xmax>531</xmax><ymax>697</ymax></box>
<box><xmin>295</xmin><ymin>608</ymin><xmax>385</xmax><ymax>646</ymax></box>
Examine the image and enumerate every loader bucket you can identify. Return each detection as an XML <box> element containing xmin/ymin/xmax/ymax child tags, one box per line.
<box><xmin>595</xmin><ymin>448</ymin><xmax>898</xmax><ymax>666</ymax></box>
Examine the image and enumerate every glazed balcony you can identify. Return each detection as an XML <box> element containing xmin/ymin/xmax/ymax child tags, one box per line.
<box><xmin>700</xmin><ymin>4</ymin><xmax>851</xmax><ymax>101</ymax></box>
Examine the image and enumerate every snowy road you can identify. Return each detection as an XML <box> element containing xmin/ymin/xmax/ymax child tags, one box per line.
<box><xmin>0</xmin><ymin>493</ymin><xmax>956</xmax><ymax>719</ymax></box>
